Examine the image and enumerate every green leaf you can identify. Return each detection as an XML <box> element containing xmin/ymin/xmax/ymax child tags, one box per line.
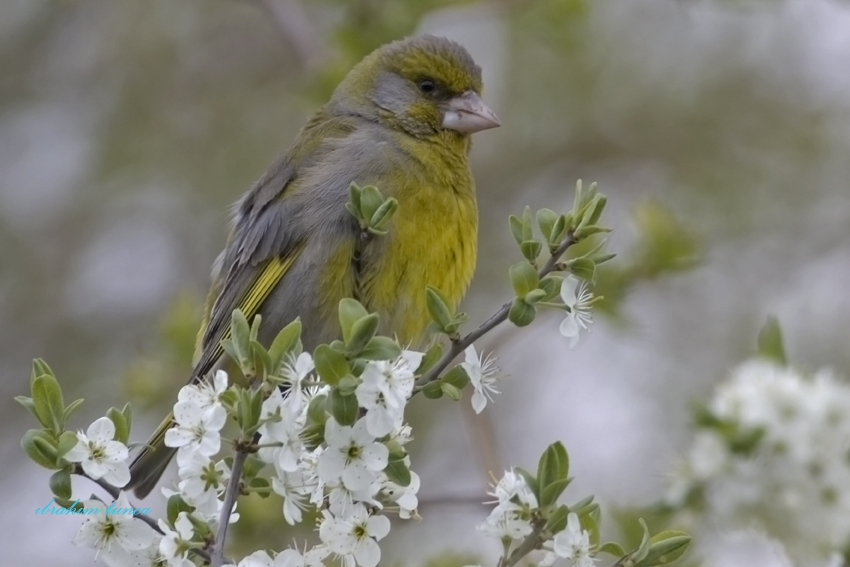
<box><xmin>521</xmin><ymin>206</ymin><xmax>534</xmax><ymax>241</ymax></box>
<box><xmin>63</xmin><ymin>398</ymin><xmax>85</xmax><ymax>422</ymax></box>
<box><xmin>544</xmin><ymin>504</ymin><xmax>569</xmax><ymax>533</ymax></box>
<box><xmin>640</xmin><ymin>532</ymin><xmax>691</xmax><ymax>566</ymax></box>
<box><xmin>415</xmin><ymin>343</ymin><xmax>443</xmax><ymax>375</ymax></box>
<box><xmin>249</xmin><ymin>477</ymin><xmax>272</xmax><ymax>498</ymax></box>
<box><xmin>573</xmin><ymin>179</ymin><xmax>584</xmax><ymax>217</ymax></box>
<box><xmin>251</xmin><ymin>339</ymin><xmax>272</xmax><ymax>378</ymax></box>
<box><xmin>56</xmin><ymin>430</ymin><xmax>79</xmax><ymax>458</ymax></box>
<box><xmin>524</xmin><ymin>289</ymin><xmax>547</xmax><ymax>305</ymax></box>
<box><xmin>426</xmin><ymin>286</ymin><xmax>454</xmax><ymax>331</ymax></box>
<box><xmin>509</xmin><ymin>262</ymin><xmax>540</xmax><ymax>298</ymax></box>
<box><xmin>359</xmin><ymin>336</ymin><xmax>402</xmax><ymax>361</ymax></box>
<box><xmin>49</xmin><ymin>468</ymin><xmax>72</xmax><ymax>500</ymax></box>
<box><xmin>590</xmin><ymin>252</ymin><xmax>617</xmax><ymax>265</ymax></box>
<box><xmin>583</xmin><ymin>194</ymin><xmax>607</xmax><ymax>227</ymax></box>
<box><xmin>633</xmin><ymin>518</ymin><xmax>653</xmax><ymax>563</ymax></box>
<box><xmin>441</xmin><ymin>382</ymin><xmax>462</xmax><ymax>401</ymax></box>
<box><xmin>549</xmin><ymin>214</ymin><xmax>568</xmax><ymax>246</ymax></box>
<box><xmin>599</xmin><ymin>542</ymin><xmax>626</xmax><ymax>557</ymax></box>
<box><xmin>369</xmin><ymin>197</ymin><xmax>399</xmax><ymax>233</ymax></box>
<box><xmin>219</xmin><ymin>339</ymin><xmax>241</xmax><ymax>366</ymax></box>
<box><xmin>314</xmin><ymin>345</ymin><xmax>350</xmax><ymax>387</ymax></box>
<box><xmin>22</xmin><ymin>429</ymin><xmax>59</xmax><ymax>469</ymax></box>
<box><xmin>32</xmin><ymin>374</ymin><xmax>65</xmax><ymax>435</ymax></box>
<box><xmin>540</xmin><ymin>478</ymin><xmax>570</xmax><ymax>507</ymax></box>
<box><xmin>166</xmin><ymin>495</ymin><xmax>193</xmax><ymax>525</ymax></box>
<box><xmin>573</xmin><ymin>225</ymin><xmax>612</xmax><ymax>240</ymax></box>
<box><xmin>509</xmin><ymin>298</ymin><xmax>536</xmax><ymax>327</ymax></box>
<box><xmin>347</xmin><ymin>314</ymin><xmax>379</xmax><ymax>356</ymax></box>
<box><xmin>569</xmin><ymin>258</ymin><xmax>596</xmax><ymax>283</ymax></box>
<box><xmin>339</xmin><ymin>299</ymin><xmax>369</xmax><ymax>344</ymax></box>
<box><xmin>537</xmin><ymin>442</ymin><xmax>569</xmax><ymax>505</ymax></box>
<box><xmin>120</xmin><ymin>403</ymin><xmax>132</xmax><ymax>441</ymax></box>
<box><xmin>347</xmin><ymin>182</ymin><xmax>363</xmax><ymax>220</ymax></box>
<box><xmin>537</xmin><ymin>208</ymin><xmax>558</xmax><ymax>244</ymax></box>
<box><xmin>107</xmin><ymin>407</ymin><xmax>129</xmax><ymax>445</ymax></box>
<box><xmin>330</xmin><ymin>388</ymin><xmax>358</xmax><ymax>426</ymax></box>
<box><xmin>359</xmin><ymin>185</ymin><xmax>385</xmax><ymax>221</ymax></box>
<box><xmin>268</xmin><ymin>318</ymin><xmax>303</xmax><ymax>373</ymax></box>
<box><xmin>422</xmin><ymin>381</ymin><xmax>443</xmax><ymax>399</ymax></box>
<box><xmin>539</xmin><ymin>275</ymin><xmax>564</xmax><ymax>301</ymax></box>
<box><xmin>520</xmin><ymin>240</ymin><xmax>542</xmax><ymax>262</ymax></box>
<box><xmin>441</xmin><ymin>366</ymin><xmax>470</xmax><ymax>390</ymax></box>
<box><xmin>580</xmin><ymin>513</ymin><xmax>600</xmax><ymax>547</ymax></box>
<box><xmin>31</xmin><ymin>358</ymin><xmax>55</xmax><ymax>382</ymax></box>
<box><xmin>385</xmin><ymin>459</ymin><xmax>411</xmax><ymax>486</ymax></box>
<box><xmin>32</xmin><ymin>374</ymin><xmax>65</xmax><ymax>433</ymax></box>
<box><xmin>337</xmin><ymin>375</ymin><xmax>359</xmax><ymax>397</ymax></box>
<box><xmin>307</xmin><ymin>393</ymin><xmax>328</xmax><ymax>424</ymax></box>
<box><xmin>230</xmin><ymin>309</ymin><xmax>251</xmax><ymax>364</ymax></box>
<box><xmin>509</xmin><ymin>215</ymin><xmax>524</xmax><ymax>247</ymax></box>
<box><xmin>757</xmin><ymin>316</ymin><xmax>786</xmax><ymax>366</ymax></box>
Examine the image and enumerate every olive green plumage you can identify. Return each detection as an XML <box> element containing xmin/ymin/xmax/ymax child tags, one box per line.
<box><xmin>128</xmin><ymin>35</ymin><xmax>499</xmax><ymax>498</ymax></box>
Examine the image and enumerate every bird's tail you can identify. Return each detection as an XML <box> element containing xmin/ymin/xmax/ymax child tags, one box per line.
<box><xmin>127</xmin><ymin>412</ymin><xmax>177</xmax><ymax>499</ymax></box>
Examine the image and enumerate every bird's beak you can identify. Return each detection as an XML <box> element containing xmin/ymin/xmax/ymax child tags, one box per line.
<box><xmin>441</xmin><ymin>91</ymin><xmax>501</xmax><ymax>134</ymax></box>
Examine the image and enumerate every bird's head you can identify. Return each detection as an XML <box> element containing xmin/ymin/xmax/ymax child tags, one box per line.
<box><xmin>329</xmin><ymin>35</ymin><xmax>500</xmax><ymax>139</ymax></box>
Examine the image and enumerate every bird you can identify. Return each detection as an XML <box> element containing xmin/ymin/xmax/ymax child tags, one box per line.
<box><xmin>127</xmin><ymin>34</ymin><xmax>500</xmax><ymax>498</ymax></box>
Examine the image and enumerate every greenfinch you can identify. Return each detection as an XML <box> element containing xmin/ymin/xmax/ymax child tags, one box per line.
<box><xmin>128</xmin><ymin>35</ymin><xmax>499</xmax><ymax>498</ymax></box>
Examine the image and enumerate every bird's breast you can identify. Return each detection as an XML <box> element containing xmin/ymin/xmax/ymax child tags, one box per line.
<box><xmin>362</xmin><ymin>157</ymin><xmax>478</xmax><ymax>346</ymax></box>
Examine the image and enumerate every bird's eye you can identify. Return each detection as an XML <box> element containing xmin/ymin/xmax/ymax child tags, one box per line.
<box><xmin>418</xmin><ymin>79</ymin><xmax>436</xmax><ymax>94</ymax></box>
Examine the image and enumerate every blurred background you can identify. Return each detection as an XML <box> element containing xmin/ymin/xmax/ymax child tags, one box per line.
<box><xmin>3</xmin><ymin>0</ymin><xmax>850</xmax><ymax>565</ymax></box>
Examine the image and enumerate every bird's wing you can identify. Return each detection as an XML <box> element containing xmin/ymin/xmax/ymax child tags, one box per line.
<box><xmin>190</xmin><ymin>114</ymin><xmax>358</xmax><ymax>383</ymax></box>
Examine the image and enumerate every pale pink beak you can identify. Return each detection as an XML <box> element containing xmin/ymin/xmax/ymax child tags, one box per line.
<box><xmin>441</xmin><ymin>91</ymin><xmax>500</xmax><ymax>134</ymax></box>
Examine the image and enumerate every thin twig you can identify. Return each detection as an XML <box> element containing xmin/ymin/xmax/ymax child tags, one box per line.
<box><xmin>415</xmin><ymin>233</ymin><xmax>577</xmax><ymax>388</ymax></box>
<box><xmin>210</xmin><ymin>446</ymin><xmax>249</xmax><ymax>567</ymax></box>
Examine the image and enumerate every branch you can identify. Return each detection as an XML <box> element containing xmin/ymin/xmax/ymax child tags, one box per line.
<box><xmin>210</xmin><ymin>445</ymin><xmax>250</xmax><ymax>567</ymax></box>
<box><xmin>415</xmin><ymin>233</ymin><xmax>577</xmax><ymax>388</ymax></box>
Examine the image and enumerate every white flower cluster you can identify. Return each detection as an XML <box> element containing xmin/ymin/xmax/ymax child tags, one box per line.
<box><xmin>478</xmin><ymin>471</ymin><xmax>594</xmax><ymax>567</ymax></box>
<box><xmin>668</xmin><ymin>358</ymin><xmax>850</xmax><ymax>562</ymax></box>
<box><xmin>68</xmin><ymin>341</ymin><xmax>511</xmax><ymax>567</ymax></box>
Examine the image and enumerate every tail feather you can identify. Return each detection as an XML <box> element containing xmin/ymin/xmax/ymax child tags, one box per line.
<box><xmin>128</xmin><ymin>412</ymin><xmax>177</xmax><ymax>499</ymax></box>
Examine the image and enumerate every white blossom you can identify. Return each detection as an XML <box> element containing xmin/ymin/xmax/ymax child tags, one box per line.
<box><xmin>317</xmin><ymin>418</ymin><xmax>389</xmax><ymax>492</ymax></box>
<box><xmin>258</xmin><ymin>388</ymin><xmax>306</xmax><ymax>473</ymax></box>
<box><xmin>66</xmin><ymin>417</ymin><xmax>131</xmax><ymax>487</ymax></box>
<box><xmin>552</xmin><ymin>513</ymin><xmax>594</xmax><ymax>567</ymax></box>
<box><xmin>176</xmin><ymin>452</ymin><xmax>230</xmax><ymax>517</ymax></box>
<box><xmin>354</xmin><ymin>352</ymin><xmax>423</xmax><ymax>437</ymax></box>
<box><xmin>489</xmin><ymin>469</ymin><xmax>538</xmax><ymax>511</ymax></box>
<box><xmin>382</xmin><ymin>470</ymin><xmax>420</xmax><ymax>519</ymax></box>
<box><xmin>319</xmin><ymin>505</ymin><xmax>390</xmax><ymax>567</ymax></box>
<box><xmin>166</xmin><ymin>401</ymin><xmax>226</xmax><ymax>466</ymax></box>
<box><xmin>559</xmin><ymin>276</ymin><xmax>594</xmax><ymax>348</ymax></box>
<box><xmin>271</xmin><ymin>467</ymin><xmax>314</xmax><ymax>525</ymax></box>
<box><xmin>479</xmin><ymin>469</ymin><xmax>538</xmax><ymax>540</ymax></box>
<box><xmin>461</xmin><ymin>346</ymin><xmax>501</xmax><ymax>414</ymax></box>
<box><xmin>158</xmin><ymin>512</ymin><xmax>195</xmax><ymax>567</ymax></box>
<box><xmin>327</xmin><ymin>476</ymin><xmax>383</xmax><ymax>518</ymax></box>
<box><xmin>73</xmin><ymin>493</ymin><xmax>156</xmax><ymax>567</ymax></box>
<box><xmin>177</xmin><ymin>370</ymin><xmax>228</xmax><ymax>410</ymax></box>
<box><xmin>670</xmin><ymin>359</ymin><xmax>850</xmax><ymax>564</ymax></box>
<box><xmin>280</xmin><ymin>352</ymin><xmax>315</xmax><ymax>414</ymax></box>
